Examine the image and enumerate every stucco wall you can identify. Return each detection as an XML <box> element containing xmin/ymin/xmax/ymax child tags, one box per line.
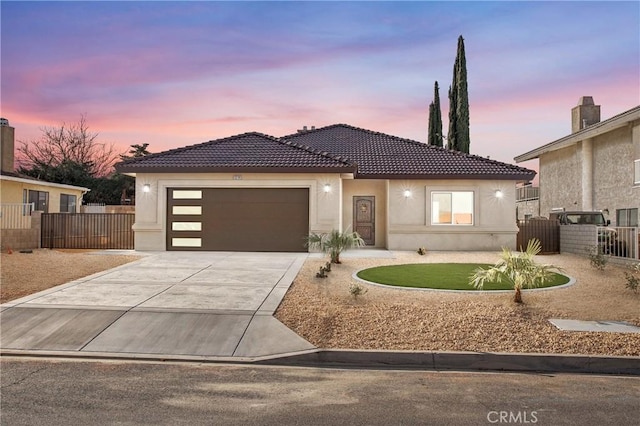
<box><xmin>342</xmin><ymin>179</ymin><xmax>387</xmax><ymax>248</ymax></box>
<box><xmin>132</xmin><ymin>172</ymin><xmax>344</xmax><ymax>251</ymax></box>
<box><xmin>386</xmin><ymin>180</ymin><xmax>518</xmax><ymax>251</ymax></box>
<box><xmin>539</xmin><ymin>145</ymin><xmax>581</xmax><ymax>216</ymax></box>
<box><xmin>133</xmin><ymin>174</ymin><xmax>522</xmax><ymax>251</ymax></box>
<box><xmin>592</xmin><ymin>126</ymin><xmax>639</xmax><ymax>224</ymax></box>
<box><xmin>1</xmin><ymin>179</ymin><xmax>85</xmax><ymax>213</ymax></box>
<box><xmin>539</xmin><ymin>123</ymin><xmax>640</xmax><ymax>225</ymax></box>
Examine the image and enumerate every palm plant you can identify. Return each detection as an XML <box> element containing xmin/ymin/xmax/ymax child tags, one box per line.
<box><xmin>469</xmin><ymin>239</ymin><xmax>559</xmax><ymax>303</ymax></box>
<box><xmin>306</xmin><ymin>228</ymin><xmax>365</xmax><ymax>264</ymax></box>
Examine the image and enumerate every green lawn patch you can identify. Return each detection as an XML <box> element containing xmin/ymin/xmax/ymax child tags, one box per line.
<box><xmin>356</xmin><ymin>263</ymin><xmax>570</xmax><ymax>290</ymax></box>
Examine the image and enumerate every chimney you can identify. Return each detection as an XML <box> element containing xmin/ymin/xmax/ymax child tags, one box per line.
<box><xmin>297</xmin><ymin>125</ymin><xmax>315</xmax><ymax>133</ymax></box>
<box><xmin>0</xmin><ymin>118</ymin><xmax>15</xmax><ymax>173</ymax></box>
<box><xmin>571</xmin><ymin>96</ymin><xmax>600</xmax><ymax>133</ymax></box>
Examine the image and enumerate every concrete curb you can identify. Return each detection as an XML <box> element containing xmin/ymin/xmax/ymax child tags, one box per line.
<box><xmin>2</xmin><ymin>348</ymin><xmax>638</xmax><ymax>376</ymax></box>
<box><xmin>256</xmin><ymin>349</ymin><xmax>640</xmax><ymax>375</ymax></box>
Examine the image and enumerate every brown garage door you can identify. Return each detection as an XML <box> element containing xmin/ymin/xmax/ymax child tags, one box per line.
<box><xmin>167</xmin><ymin>188</ymin><xmax>309</xmax><ymax>252</ymax></box>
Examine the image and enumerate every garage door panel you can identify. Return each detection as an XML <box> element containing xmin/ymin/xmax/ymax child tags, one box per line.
<box><xmin>167</xmin><ymin>188</ymin><xmax>309</xmax><ymax>252</ymax></box>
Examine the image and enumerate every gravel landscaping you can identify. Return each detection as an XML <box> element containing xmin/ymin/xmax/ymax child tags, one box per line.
<box><xmin>0</xmin><ymin>249</ymin><xmax>141</xmax><ymax>303</ymax></box>
<box><xmin>275</xmin><ymin>251</ymin><xmax>640</xmax><ymax>357</ymax></box>
<box><xmin>2</xmin><ymin>248</ymin><xmax>638</xmax><ymax>357</ymax></box>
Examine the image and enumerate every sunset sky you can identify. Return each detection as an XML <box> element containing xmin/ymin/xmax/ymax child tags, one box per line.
<box><xmin>2</xmin><ymin>1</ymin><xmax>639</xmax><ymax>173</ymax></box>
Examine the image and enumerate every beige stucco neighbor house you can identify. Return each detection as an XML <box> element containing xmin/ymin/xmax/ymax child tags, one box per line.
<box><xmin>116</xmin><ymin>124</ymin><xmax>535</xmax><ymax>252</ymax></box>
<box><xmin>515</xmin><ymin>98</ymin><xmax>640</xmax><ymax>226</ymax></box>
<box><xmin>1</xmin><ymin>119</ymin><xmax>89</xmax><ymax>213</ymax></box>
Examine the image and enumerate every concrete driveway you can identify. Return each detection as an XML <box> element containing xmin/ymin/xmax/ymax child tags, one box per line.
<box><xmin>0</xmin><ymin>252</ymin><xmax>315</xmax><ymax>359</ymax></box>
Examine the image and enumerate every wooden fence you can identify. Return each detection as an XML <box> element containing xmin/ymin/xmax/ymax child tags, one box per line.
<box><xmin>516</xmin><ymin>219</ymin><xmax>560</xmax><ymax>254</ymax></box>
<box><xmin>41</xmin><ymin>213</ymin><xmax>134</xmax><ymax>249</ymax></box>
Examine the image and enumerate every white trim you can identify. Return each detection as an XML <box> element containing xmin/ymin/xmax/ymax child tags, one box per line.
<box><xmin>430</xmin><ymin>190</ymin><xmax>475</xmax><ymax>226</ymax></box>
<box><xmin>0</xmin><ymin>174</ymin><xmax>90</xmax><ymax>192</ymax></box>
<box><xmin>514</xmin><ymin>106</ymin><xmax>640</xmax><ymax>162</ymax></box>
<box><xmin>634</xmin><ymin>159</ymin><xmax>640</xmax><ymax>185</ymax></box>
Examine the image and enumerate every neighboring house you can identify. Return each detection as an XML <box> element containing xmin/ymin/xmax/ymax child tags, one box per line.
<box><xmin>116</xmin><ymin>124</ymin><xmax>535</xmax><ymax>252</ymax></box>
<box><xmin>515</xmin><ymin>98</ymin><xmax>640</xmax><ymax>226</ymax></box>
<box><xmin>1</xmin><ymin>119</ymin><xmax>90</xmax><ymax>214</ymax></box>
<box><xmin>515</xmin><ymin>184</ymin><xmax>540</xmax><ymax>221</ymax></box>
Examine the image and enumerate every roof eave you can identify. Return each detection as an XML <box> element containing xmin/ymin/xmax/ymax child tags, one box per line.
<box><xmin>354</xmin><ymin>172</ymin><xmax>537</xmax><ymax>181</ymax></box>
<box><xmin>115</xmin><ymin>165</ymin><xmax>356</xmax><ymax>174</ymax></box>
<box><xmin>515</xmin><ymin>106</ymin><xmax>640</xmax><ymax>162</ymax></box>
<box><xmin>0</xmin><ymin>174</ymin><xmax>91</xmax><ymax>191</ymax></box>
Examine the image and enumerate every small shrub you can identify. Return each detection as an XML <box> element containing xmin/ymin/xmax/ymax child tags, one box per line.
<box><xmin>316</xmin><ymin>265</ymin><xmax>329</xmax><ymax>278</ymax></box>
<box><xmin>585</xmin><ymin>245</ymin><xmax>607</xmax><ymax>271</ymax></box>
<box><xmin>469</xmin><ymin>239</ymin><xmax>559</xmax><ymax>304</ymax></box>
<box><xmin>624</xmin><ymin>263</ymin><xmax>640</xmax><ymax>294</ymax></box>
<box><xmin>349</xmin><ymin>282</ymin><xmax>368</xmax><ymax>299</ymax></box>
<box><xmin>305</xmin><ymin>228</ymin><xmax>365</xmax><ymax>264</ymax></box>
<box><xmin>417</xmin><ymin>247</ymin><xmax>427</xmax><ymax>255</ymax></box>
<box><xmin>324</xmin><ymin>261</ymin><xmax>332</xmax><ymax>272</ymax></box>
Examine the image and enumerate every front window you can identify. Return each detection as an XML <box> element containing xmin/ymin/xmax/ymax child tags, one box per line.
<box><xmin>617</xmin><ymin>208</ymin><xmax>639</xmax><ymax>227</ymax></box>
<box><xmin>634</xmin><ymin>159</ymin><xmax>640</xmax><ymax>185</ymax></box>
<box><xmin>28</xmin><ymin>190</ymin><xmax>49</xmax><ymax>213</ymax></box>
<box><xmin>431</xmin><ymin>191</ymin><xmax>474</xmax><ymax>225</ymax></box>
<box><xmin>60</xmin><ymin>194</ymin><xmax>77</xmax><ymax>213</ymax></box>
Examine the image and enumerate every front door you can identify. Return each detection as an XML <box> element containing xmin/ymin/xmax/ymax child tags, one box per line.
<box><xmin>353</xmin><ymin>196</ymin><xmax>375</xmax><ymax>245</ymax></box>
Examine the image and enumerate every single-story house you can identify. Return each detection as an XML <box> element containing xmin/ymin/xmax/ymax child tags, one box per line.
<box><xmin>1</xmin><ymin>119</ymin><xmax>89</xmax><ymax>214</ymax></box>
<box><xmin>514</xmin><ymin>98</ymin><xmax>640</xmax><ymax>226</ymax></box>
<box><xmin>116</xmin><ymin>124</ymin><xmax>535</xmax><ymax>252</ymax></box>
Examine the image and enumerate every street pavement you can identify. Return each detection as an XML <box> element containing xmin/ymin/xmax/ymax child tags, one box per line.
<box><xmin>1</xmin><ymin>358</ymin><xmax>639</xmax><ymax>425</ymax></box>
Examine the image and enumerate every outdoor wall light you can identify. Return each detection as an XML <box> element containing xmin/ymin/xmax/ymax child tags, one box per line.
<box><xmin>494</xmin><ymin>190</ymin><xmax>504</xmax><ymax>199</ymax></box>
<box><xmin>323</xmin><ymin>183</ymin><xmax>332</xmax><ymax>193</ymax></box>
<box><xmin>403</xmin><ymin>189</ymin><xmax>412</xmax><ymax>198</ymax></box>
<box><xmin>143</xmin><ymin>184</ymin><xmax>151</xmax><ymax>193</ymax></box>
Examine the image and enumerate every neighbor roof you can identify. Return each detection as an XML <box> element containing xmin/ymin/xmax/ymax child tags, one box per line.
<box><xmin>116</xmin><ymin>125</ymin><xmax>535</xmax><ymax>181</ymax></box>
<box><xmin>283</xmin><ymin>124</ymin><xmax>535</xmax><ymax>180</ymax></box>
<box><xmin>116</xmin><ymin>132</ymin><xmax>355</xmax><ymax>174</ymax></box>
<box><xmin>0</xmin><ymin>170</ymin><xmax>91</xmax><ymax>192</ymax></box>
<box><xmin>515</xmin><ymin>105</ymin><xmax>640</xmax><ymax>162</ymax></box>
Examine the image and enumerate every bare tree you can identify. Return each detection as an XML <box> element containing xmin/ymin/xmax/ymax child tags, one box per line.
<box><xmin>17</xmin><ymin>115</ymin><xmax>122</xmax><ymax>177</ymax></box>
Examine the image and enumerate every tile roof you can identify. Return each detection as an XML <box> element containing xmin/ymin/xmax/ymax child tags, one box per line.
<box><xmin>283</xmin><ymin>124</ymin><xmax>536</xmax><ymax>180</ymax></box>
<box><xmin>116</xmin><ymin>132</ymin><xmax>355</xmax><ymax>174</ymax></box>
<box><xmin>116</xmin><ymin>124</ymin><xmax>535</xmax><ymax>181</ymax></box>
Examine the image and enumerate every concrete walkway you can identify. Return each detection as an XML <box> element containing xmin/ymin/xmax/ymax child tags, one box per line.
<box><xmin>0</xmin><ymin>252</ymin><xmax>315</xmax><ymax>358</ymax></box>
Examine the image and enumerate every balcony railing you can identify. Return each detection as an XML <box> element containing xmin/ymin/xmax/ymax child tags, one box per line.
<box><xmin>516</xmin><ymin>186</ymin><xmax>539</xmax><ymax>202</ymax></box>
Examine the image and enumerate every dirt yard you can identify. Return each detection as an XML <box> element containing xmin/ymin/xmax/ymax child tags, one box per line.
<box><xmin>275</xmin><ymin>251</ymin><xmax>640</xmax><ymax>357</ymax></box>
<box><xmin>0</xmin><ymin>249</ymin><xmax>141</xmax><ymax>303</ymax></box>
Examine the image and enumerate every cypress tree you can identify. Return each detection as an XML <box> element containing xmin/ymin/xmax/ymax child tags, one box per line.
<box><xmin>448</xmin><ymin>35</ymin><xmax>470</xmax><ymax>153</ymax></box>
<box><xmin>428</xmin><ymin>81</ymin><xmax>443</xmax><ymax>147</ymax></box>
<box><xmin>428</xmin><ymin>102</ymin><xmax>436</xmax><ymax>145</ymax></box>
<box><xmin>447</xmin><ymin>83</ymin><xmax>456</xmax><ymax>150</ymax></box>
